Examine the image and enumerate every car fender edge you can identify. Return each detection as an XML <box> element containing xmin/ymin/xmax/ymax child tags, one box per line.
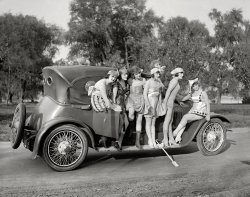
<box><xmin>31</xmin><ymin>117</ymin><xmax>95</xmax><ymax>159</ymax></box>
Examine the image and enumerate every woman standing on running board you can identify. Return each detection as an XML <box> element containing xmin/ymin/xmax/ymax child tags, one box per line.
<box><xmin>144</xmin><ymin>61</ymin><xmax>165</xmax><ymax>148</ymax></box>
<box><xmin>173</xmin><ymin>78</ymin><xmax>210</xmax><ymax>143</ymax></box>
<box><xmin>126</xmin><ymin>66</ymin><xmax>145</xmax><ymax>149</ymax></box>
<box><xmin>162</xmin><ymin>67</ymin><xmax>184</xmax><ymax>147</ymax></box>
<box><xmin>112</xmin><ymin>67</ymin><xmax>130</xmax><ymax>149</ymax></box>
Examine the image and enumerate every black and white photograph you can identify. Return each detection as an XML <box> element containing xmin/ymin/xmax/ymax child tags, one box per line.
<box><xmin>1</xmin><ymin>0</ymin><xmax>250</xmax><ymax>196</ymax></box>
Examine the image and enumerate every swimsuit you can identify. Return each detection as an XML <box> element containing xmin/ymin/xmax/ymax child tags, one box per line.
<box><xmin>144</xmin><ymin>78</ymin><xmax>165</xmax><ymax>117</ymax></box>
<box><xmin>189</xmin><ymin>91</ymin><xmax>207</xmax><ymax>117</ymax></box>
<box><xmin>126</xmin><ymin>79</ymin><xmax>145</xmax><ymax>114</ymax></box>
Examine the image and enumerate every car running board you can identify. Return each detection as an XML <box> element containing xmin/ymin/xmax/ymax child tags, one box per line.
<box><xmin>97</xmin><ymin>144</ymin><xmax>180</xmax><ymax>152</ymax></box>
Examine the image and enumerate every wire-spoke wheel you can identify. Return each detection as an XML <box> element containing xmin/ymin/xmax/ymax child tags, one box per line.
<box><xmin>43</xmin><ymin>124</ymin><xmax>88</xmax><ymax>171</ymax></box>
<box><xmin>10</xmin><ymin>103</ymin><xmax>26</xmax><ymax>149</ymax></box>
<box><xmin>197</xmin><ymin>118</ymin><xmax>227</xmax><ymax>156</ymax></box>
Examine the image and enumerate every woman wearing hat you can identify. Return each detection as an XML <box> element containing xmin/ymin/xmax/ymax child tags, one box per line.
<box><xmin>112</xmin><ymin>67</ymin><xmax>130</xmax><ymax>149</ymax></box>
<box><xmin>126</xmin><ymin>66</ymin><xmax>145</xmax><ymax>148</ymax></box>
<box><xmin>88</xmin><ymin>70</ymin><xmax>119</xmax><ymax>148</ymax></box>
<box><xmin>162</xmin><ymin>67</ymin><xmax>184</xmax><ymax>147</ymax></box>
<box><xmin>144</xmin><ymin>62</ymin><xmax>165</xmax><ymax>148</ymax></box>
<box><xmin>89</xmin><ymin>70</ymin><xmax>119</xmax><ymax>112</ymax></box>
<box><xmin>173</xmin><ymin>78</ymin><xmax>210</xmax><ymax>143</ymax></box>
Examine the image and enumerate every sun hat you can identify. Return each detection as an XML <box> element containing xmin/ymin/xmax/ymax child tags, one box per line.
<box><xmin>130</xmin><ymin>66</ymin><xmax>143</xmax><ymax>74</ymax></box>
<box><xmin>150</xmin><ymin>67</ymin><xmax>160</xmax><ymax>75</ymax></box>
<box><xmin>170</xmin><ymin>67</ymin><xmax>184</xmax><ymax>75</ymax></box>
<box><xmin>119</xmin><ymin>67</ymin><xmax>128</xmax><ymax>74</ymax></box>
<box><xmin>107</xmin><ymin>70</ymin><xmax>119</xmax><ymax>77</ymax></box>
<box><xmin>188</xmin><ymin>78</ymin><xmax>199</xmax><ymax>89</ymax></box>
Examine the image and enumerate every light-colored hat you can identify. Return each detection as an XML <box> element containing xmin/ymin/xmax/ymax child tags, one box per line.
<box><xmin>107</xmin><ymin>70</ymin><xmax>119</xmax><ymax>77</ymax></box>
<box><xmin>150</xmin><ymin>67</ymin><xmax>160</xmax><ymax>75</ymax></box>
<box><xmin>188</xmin><ymin>78</ymin><xmax>199</xmax><ymax>89</ymax></box>
<box><xmin>170</xmin><ymin>67</ymin><xmax>184</xmax><ymax>75</ymax></box>
<box><xmin>130</xmin><ymin>66</ymin><xmax>143</xmax><ymax>74</ymax></box>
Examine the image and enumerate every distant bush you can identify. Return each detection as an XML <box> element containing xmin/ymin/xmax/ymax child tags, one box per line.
<box><xmin>242</xmin><ymin>97</ymin><xmax>250</xmax><ymax>104</ymax></box>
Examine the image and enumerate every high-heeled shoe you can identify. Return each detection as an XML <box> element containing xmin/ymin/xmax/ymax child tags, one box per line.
<box><xmin>175</xmin><ymin>136</ymin><xmax>182</xmax><ymax>144</ymax></box>
<box><xmin>169</xmin><ymin>139</ymin><xmax>178</xmax><ymax>146</ymax></box>
<box><xmin>161</xmin><ymin>139</ymin><xmax>169</xmax><ymax>148</ymax></box>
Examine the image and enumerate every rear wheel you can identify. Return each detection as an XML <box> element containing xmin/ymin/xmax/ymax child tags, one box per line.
<box><xmin>197</xmin><ymin>118</ymin><xmax>227</xmax><ymax>156</ymax></box>
<box><xmin>10</xmin><ymin>103</ymin><xmax>26</xmax><ymax>149</ymax></box>
<box><xmin>43</xmin><ymin>124</ymin><xmax>88</xmax><ymax>171</ymax></box>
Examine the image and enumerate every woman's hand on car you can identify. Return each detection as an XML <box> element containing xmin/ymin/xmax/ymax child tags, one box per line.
<box><xmin>205</xmin><ymin>115</ymin><xmax>210</xmax><ymax>122</ymax></box>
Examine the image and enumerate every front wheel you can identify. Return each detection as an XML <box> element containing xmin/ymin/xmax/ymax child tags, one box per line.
<box><xmin>43</xmin><ymin>124</ymin><xmax>88</xmax><ymax>171</ymax></box>
<box><xmin>197</xmin><ymin>118</ymin><xmax>227</xmax><ymax>156</ymax></box>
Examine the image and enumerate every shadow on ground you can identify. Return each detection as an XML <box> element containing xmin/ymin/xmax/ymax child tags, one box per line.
<box><xmin>80</xmin><ymin>142</ymin><xmax>200</xmax><ymax>168</ymax></box>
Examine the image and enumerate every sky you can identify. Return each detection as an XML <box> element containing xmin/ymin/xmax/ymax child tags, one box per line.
<box><xmin>0</xmin><ymin>0</ymin><xmax>250</xmax><ymax>60</ymax></box>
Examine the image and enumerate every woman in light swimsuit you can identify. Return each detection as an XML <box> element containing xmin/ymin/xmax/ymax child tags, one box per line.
<box><xmin>173</xmin><ymin>78</ymin><xmax>210</xmax><ymax>143</ymax></box>
<box><xmin>144</xmin><ymin>66</ymin><xmax>165</xmax><ymax>148</ymax></box>
<box><xmin>162</xmin><ymin>67</ymin><xmax>184</xmax><ymax>147</ymax></box>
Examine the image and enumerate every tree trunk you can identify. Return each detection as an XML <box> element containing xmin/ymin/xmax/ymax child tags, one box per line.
<box><xmin>20</xmin><ymin>79</ymin><xmax>27</xmax><ymax>103</ymax></box>
<box><xmin>124</xmin><ymin>38</ymin><xmax>129</xmax><ymax>67</ymax></box>
<box><xmin>217</xmin><ymin>83</ymin><xmax>223</xmax><ymax>104</ymax></box>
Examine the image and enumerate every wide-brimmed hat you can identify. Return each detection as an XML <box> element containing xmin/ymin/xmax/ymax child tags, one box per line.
<box><xmin>170</xmin><ymin>67</ymin><xmax>184</xmax><ymax>75</ymax></box>
<box><xmin>188</xmin><ymin>78</ymin><xmax>199</xmax><ymax>89</ymax></box>
<box><xmin>150</xmin><ymin>67</ymin><xmax>160</xmax><ymax>75</ymax></box>
<box><xmin>107</xmin><ymin>70</ymin><xmax>119</xmax><ymax>77</ymax></box>
<box><xmin>130</xmin><ymin>66</ymin><xmax>143</xmax><ymax>74</ymax></box>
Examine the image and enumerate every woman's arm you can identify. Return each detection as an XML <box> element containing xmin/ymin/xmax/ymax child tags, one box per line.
<box><xmin>163</xmin><ymin>78</ymin><xmax>178</xmax><ymax>104</ymax></box>
<box><xmin>143</xmin><ymin>80</ymin><xmax>150</xmax><ymax>106</ymax></box>
<box><xmin>112</xmin><ymin>85</ymin><xmax>118</xmax><ymax>104</ymax></box>
<box><xmin>99</xmin><ymin>80</ymin><xmax>111</xmax><ymax>108</ymax></box>
<box><xmin>181</xmin><ymin>93</ymin><xmax>191</xmax><ymax>101</ymax></box>
<box><xmin>202</xmin><ymin>91</ymin><xmax>210</xmax><ymax>121</ymax></box>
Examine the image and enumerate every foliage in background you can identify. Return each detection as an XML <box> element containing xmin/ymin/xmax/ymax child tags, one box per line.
<box><xmin>0</xmin><ymin>14</ymin><xmax>63</xmax><ymax>103</ymax></box>
<box><xmin>66</xmin><ymin>0</ymin><xmax>163</xmax><ymax>68</ymax></box>
<box><xmin>0</xmin><ymin>1</ymin><xmax>250</xmax><ymax>103</ymax></box>
<box><xmin>207</xmin><ymin>9</ymin><xmax>248</xmax><ymax>103</ymax></box>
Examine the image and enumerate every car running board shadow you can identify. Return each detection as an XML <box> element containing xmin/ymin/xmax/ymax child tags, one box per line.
<box><xmin>97</xmin><ymin>144</ymin><xmax>180</xmax><ymax>152</ymax></box>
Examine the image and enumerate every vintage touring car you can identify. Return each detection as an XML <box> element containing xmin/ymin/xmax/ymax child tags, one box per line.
<box><xmin>10</xmin><ymin>65</ymin><xmax>230</xmax><ymax>171</ymax></box>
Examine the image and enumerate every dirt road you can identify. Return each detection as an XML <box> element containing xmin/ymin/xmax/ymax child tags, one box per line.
<box><xmin>1</xmin><ymin>128</ymin><xmax>250</xmax><ymax>197</ymax></box>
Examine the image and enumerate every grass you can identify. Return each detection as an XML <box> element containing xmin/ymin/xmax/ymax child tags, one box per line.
<box><xmin>1</xmin><ymin>103</ymin><xmax>250</xmax><ymax>141</ymax></box>
<box><xmin>0</xmin><ymin>103</ymin><xmax>36</xmax><ymax>142</ymax></box>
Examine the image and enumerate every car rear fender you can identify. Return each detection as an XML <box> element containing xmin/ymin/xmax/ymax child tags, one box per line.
<box><xmin>179</xmin><ymin>113</ymin><xmax>230</xmax><ymax>147</ymax></box>
<box><xmin>31</xmin><ymin>117</ymin><xmax>95</xmax><ymax>159</ymax></box>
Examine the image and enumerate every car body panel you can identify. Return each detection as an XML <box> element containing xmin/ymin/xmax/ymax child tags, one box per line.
<box><xmin>19</xmin><ymin>65</ymin><xmax>230</xmax><ymax>160</ymax></box>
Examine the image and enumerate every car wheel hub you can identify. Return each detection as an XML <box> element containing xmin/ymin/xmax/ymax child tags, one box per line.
<box><xmin>58</xmin><ymin>141</ymin><xmax>71</xmax><ymax>155</ymax></box>
<box><xmin>203</xmin><ymin>122</ymin><xmax>224</xmax><ymax>152</ymax></box>
<box><xmin>207</xmin><ymin>131</ymin><xmax>216</xmax><ymax>141</ymax></box>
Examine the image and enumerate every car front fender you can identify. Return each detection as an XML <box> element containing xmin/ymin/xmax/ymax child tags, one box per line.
<box><xmin>179</xmin><ymin>113</ymin><xmax>230</xmax><ymax>148</ymax></box>
<box><xmin>31</xmin><ymin>117</ymin><xmax>95</xmax><ymax>159</ymax></box>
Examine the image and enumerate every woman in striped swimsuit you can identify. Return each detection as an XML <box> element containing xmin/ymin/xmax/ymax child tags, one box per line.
<box><xmin>172</xmin><ymin>78</ymin><xmax>210</xmax><ymax>143</ymax></box>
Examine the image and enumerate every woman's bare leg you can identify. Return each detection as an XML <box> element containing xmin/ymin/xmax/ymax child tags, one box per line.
<box><xmin>168</xmin><ymin>115</ymin><xmax>177</xmax><ymax>145</ymax></box>
<box><xmin>162</xmin><ymin>106</ymin><xmax>173</xmax><ymax>146</ymax></box>
<box><xmin>128</xmin><ymin>107</ymin><xmax>135</xmax><ymax>121</ymax></box>
<box><xmin>135</xmin><ymin>114</ymin><xmax>143</xmax><ymax>148</ymax></box>
<box><xmin>175</xmin><ymin>127</ymin><xmax>185</xmax><ymax>143</ymax></box>
<box><xmin>151</xmin><ymin>117</ymin><xmax>157</xmax><ymax>148</ymax></box>
<box><xmin>173</xmin><ymin>114</ymin><xmax>204</xmax><ymax>138</ymax></box>
<box><xmin>145</xmin><ymin>117</ymin><xmax>153</xmax><ymax>147</ymax></box>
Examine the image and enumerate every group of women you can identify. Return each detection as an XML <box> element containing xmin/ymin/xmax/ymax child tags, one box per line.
<box><xmin>89</xmin><ymin>60</ymin><xmax>210</xmax><ymax>149</ymax></box>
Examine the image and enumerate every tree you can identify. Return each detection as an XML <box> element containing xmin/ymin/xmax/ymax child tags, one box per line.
<box><xmin>0</xmin><ymin>14</ymin><xmax>63</xmax><ymax>103</ymax></box>
<box><xmin>208</xmin><ymin>8</ymin><xmax>245</xmax><ymax>103</ymax></box>
<box><xmin>159</xmin><ymin>17</ymin><xmax>211</xmax><ymax>86</ymax></box>
<box><xmin>66</xmin><ymin>0</ymin><xmax>162</xmax><ymax>68</ymax></box>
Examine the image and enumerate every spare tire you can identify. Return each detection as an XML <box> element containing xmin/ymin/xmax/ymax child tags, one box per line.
<box><xmin>10</xmin><ymin>103</ymin><xmax>26</xmax><ymax>149</ymax></box>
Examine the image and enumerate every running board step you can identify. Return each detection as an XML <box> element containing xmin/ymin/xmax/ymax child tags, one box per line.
<box><xmin>97</xmin><ymin>144</ymin><xmax>180</xmax><ymax>152</ymax></box>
